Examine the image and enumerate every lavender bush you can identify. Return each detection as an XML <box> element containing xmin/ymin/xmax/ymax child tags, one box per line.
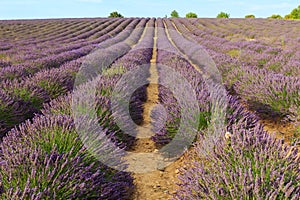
<box><xmin>175</xmin><ymin>124</ymin><xmax>300</xmax><ymax>199</ymax></box>
<box><xmin>0</xmin><ymin>90</ymin><xmax>35</xmax><ymax>138</ymax></box>
<box><xmin>0</xmin><ymin>114</ymin><xmax>133</xmax><ymax>199</ymax></box>
<box><xmin>232</xmin><ymin>66</ymin><xmax>300</xmax><ymax>121</ymax></box>
<box><xmin>175</xmin><ymin>121</ymin><xmax>300</xmax><ymax>200</ymax></box>
<box><xmin>0</xmin><ymin>80</ymin><xmax>50</xmax><ymax>110</ymax></box>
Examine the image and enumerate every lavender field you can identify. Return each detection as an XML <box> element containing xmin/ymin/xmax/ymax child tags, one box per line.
<box><xmin>0</xmin><ymin>17</ymin><xmax>299</xmax><ymax>199</ymax></box>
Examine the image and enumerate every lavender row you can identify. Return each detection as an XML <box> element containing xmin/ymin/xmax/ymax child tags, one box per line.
<box><xmin>0</xmin><ymin>59</ymin><xmax>82</xmax><ymax>137</ymax></box>
<box><xmin>173</xmin><ymin>18</ymin><xmax>300</xmax><ymax>77</ymax></box>
<box><xmin>11</xmin><ymin>20</ymin><xmax>114</xmax><ymax>60</ymax></box>
<box><xmin>30</xmin><ymin>20</ymin><xmax>108</xmax><ymax>44</ymax></box>
<box><xmin>168</xmin><ymin>18</ymin><xmax>299</xmax><ymax>127</ymax></box>
<box><xmin>170</xmin><ymin>18</ymin><xmax>300</xmax><ymax>124</ymax></box>
<box><xmin>9</xmin><ymin>19</ymin><xmax>131</xmax><ymax>63</ymax></box>
<box><xmin>0</xmin><ymin>113</ymin><xmax>133</xmax><ymax>199</ymax></box>
<box><xmin>175</xmin><ymin>117</ymin><xmax>299</xmax><ymax>199</ymax></box>
<box><xmin>0</xmin><ymin>19</ymin><xmax>156</xmax><ymax>199</ymax></box>
<box><xmin>0</xmin><ymin>19</ymin><xmax>137</xmax><ymax>81</ymax></box>
<box><xmin>0</xmin><ymin>19</ymin><xmax>131</xmax><ymax>68</ymax></box>
<box><xmin>196</xmin><ymin>18</ymin><xmax>300</xmax><ymax>48</ymax></box>
<box><xmin>150</xmin><ymin>18</ymin><xmax>207</xmax><ymax>146</ymax></box>
<box><xmin>0</xmin><ymin>18</ymin><xmax>151</xmax><ymax>138</ymax></box>
<box><xmin>0</xmin><ymin>19</ymin><xmax>105</xmax><ymax>47</ymax></box>
<box><xmin>0</xmin><ymin>19</ymin><xmax>113</xmax><ymax>67</ymax></box>
<box><xmin>42</xmin><ymin>18</ymin><xmax>155</xmax><ymax>147</ymax></box>
<box><xmin>191</xmin><ymin>18</ymin><xmax>299</xmax><ymax>56</ymax></box>
<box><xmin>0</xmin><ymin>46</ymin><xmax>91</xmax><ymax>81</ymax></box>
<box><xmin>0</xmin><ymin>20</ymin><xmax>91</xmax><ymax>52</ymax></box>
<box><xmin>230</xmin><ymin>66</ymin><xmax>300</xmax><ymax>122</ymax></box>
<box><xmin>153</xmin><ymin>19</ymin><xmax>300</xmax><ymax>199</ymax></box>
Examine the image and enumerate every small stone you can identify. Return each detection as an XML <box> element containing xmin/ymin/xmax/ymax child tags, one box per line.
<box><xmin>225</xmin><ymin>131</ymin><xmax>232</xmax><ymax>139</ymax></box>
<box><xmin>157</xmin><ymin>163</ymin><xmax>166</xmax><ymax>171</ymax></box>
<box><xmin>175</xmin><ymin>169</ymin><xmax>180</xmax><ymax>174</ymax></box>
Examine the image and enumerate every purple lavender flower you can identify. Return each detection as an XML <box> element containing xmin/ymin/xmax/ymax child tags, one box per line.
<box><xmin>0</xmin><ymin>114</ymin><xmax>134</xmax><ymax>199</ymax></box>
<box><xmin>174</xmin><ymin>122</ymin><xmax>300</xmax><ymax>199</ymax></box>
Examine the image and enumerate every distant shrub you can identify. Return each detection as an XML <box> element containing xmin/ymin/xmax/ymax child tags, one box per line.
<box><xmin>171</xmin><ymin>10</ymin><xmax>179</xmax><ymax>18</ymax></box>
<box><xmin>185</xmin><ymin>12</ymin><xmax>198</xmax><ymax>18</ymax></box>
<box><xmin>245</xmin><ymin>14</ymin><xmax>255</xmax><ymax>18</ymax></box>
<box><xmin>108</xmin><ymin>11</ymin><xmax>124</xmax><ymax>18</ymax></box>
<box><xmin>268</xmin><ymin>14</ymin><xmax>283</xmax><ymax>19</ymax></box>
<box><xmin>217</xmin><ymin>12</ymin><xmax>230</xmax><ymax>18</ymax></box>
<box><xmin>285</xmin><ymin>14</ymin><xmax>292</xmax><ymax>19</ymax></box>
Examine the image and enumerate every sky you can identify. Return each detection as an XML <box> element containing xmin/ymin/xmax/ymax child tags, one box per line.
<box><xmin>0</xmin><ymin>0</ymin><xmax>298</xmax><ymax>19</ymax></box>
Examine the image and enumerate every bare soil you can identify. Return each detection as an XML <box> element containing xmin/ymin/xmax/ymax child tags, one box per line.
<box><xmin>129</xmin><ymin>23</ymin><xmax>183</xmax><ymax>200</ymax></box>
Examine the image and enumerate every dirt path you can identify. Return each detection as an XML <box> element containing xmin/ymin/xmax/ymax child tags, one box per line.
<box><xmin>128</xmin><ymin>20</ymin><xmax>183</xmax><ymax>200</ymax></box>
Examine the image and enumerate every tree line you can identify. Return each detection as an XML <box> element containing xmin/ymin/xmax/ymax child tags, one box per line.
<box><xmin>108</xmin><ymin>5</ymin><xmax>300</xmax><ymax>19</ymax></box>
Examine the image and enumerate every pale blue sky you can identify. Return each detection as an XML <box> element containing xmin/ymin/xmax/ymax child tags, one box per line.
<box><xmin>0</xmin><ymin>0</ymin><xmax>298</xmax><ymax>19</ymax></box>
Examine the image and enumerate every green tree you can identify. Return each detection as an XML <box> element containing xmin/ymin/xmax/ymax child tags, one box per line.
<box><xmin>245</xmin><ymin>14</ymin><xmax>255</xmax><ymax>18</ymax></box>
<box><xmin>286</xmin><ymin>5</ymin><xmax>300</xmax><ymax>19</ymax></box>
<box><xmin>268</xmin><ymin>14</ymin><xmax>283</xmax><ymax>19</ymax></box>
<box><xmin>217</xmin><ymin>12</ymin><xmax>230</xmax><ymax>18</ymax></box>
<box><xmin>171</xmin><ymin>10</ymin><xmax>179</xmax><ymax>18</ymax></box>
<box><xmin>284</xmin><ymin>14</ymin><xmax>292</xmax><ymax>19</ymax></box>
<box><xmin>108</xmin><ymin>11</ymin><xmax>124</xmax><ymax>18</ymax></box>
<box><xmin>185</xmin><ymin>12</ymin><xmax>198</xmax><ymax>18</ymax></box>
